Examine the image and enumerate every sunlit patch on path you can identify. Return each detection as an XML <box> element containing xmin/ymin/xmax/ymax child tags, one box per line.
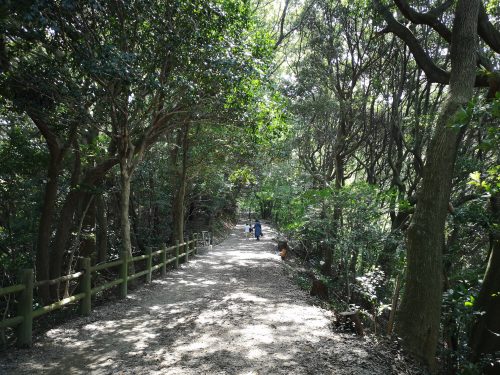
<box><xmin>0</xmin><ymin>223</ymin><xmax>397</xmax><ymax>375</ymax></box>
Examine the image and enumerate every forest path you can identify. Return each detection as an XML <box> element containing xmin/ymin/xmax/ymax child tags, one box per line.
<box><xmin>1</xmin><ymin>223</ymin><xmax>400</xmax><ymax>374</ymax></box>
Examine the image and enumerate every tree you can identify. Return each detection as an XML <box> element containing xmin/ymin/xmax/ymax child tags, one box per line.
<box><xmin>374</xmin><ymin>0</ymin><xmax>487</xmax><ymax>368</ymax></box>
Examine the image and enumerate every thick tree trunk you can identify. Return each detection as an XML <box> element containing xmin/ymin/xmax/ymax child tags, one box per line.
<box><xmin>36</xmin><ymin>154</ymin><xmax>61</xmax><ymax>302</ymax></box>
<box><xmin>395</xmin><ymin>0</ymin><xmax>479</xmax><ymax>370</ymax></box>
<box><xmin>469</xmin><ymin>191</ymin><xmax>500</xmax><ymax>373</ymax></box>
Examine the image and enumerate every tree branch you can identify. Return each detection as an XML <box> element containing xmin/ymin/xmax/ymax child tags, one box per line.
<box><xmin>374</xmin><ymin>0</ymin><xmax>490</xmax><ymax>87</ymax></box>
<box><xmin>374</xmin><ymin>0</ymin><xmax>450</xmax><ymax>84</ymax></box>
<box><xmin>393</xmin><ymin>0</ymin><xmax>453</xmax><ymax>43</ymax></box>
<box><xmin>478</xmin><ymin>2</ymin><xmax>500</xmax><ymax>54</ymax></box>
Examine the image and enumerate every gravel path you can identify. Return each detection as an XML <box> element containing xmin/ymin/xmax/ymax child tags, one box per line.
<box><xmin>0</xmin><ymin>223</ymin><xmax>407</xmax><ymax>374</ymax></box>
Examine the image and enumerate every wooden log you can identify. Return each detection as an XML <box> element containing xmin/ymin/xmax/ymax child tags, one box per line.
<box><xmin>160</xmin><ymin>243</ymin><xmax>167</xmax><ymax>277</ymax></box>
<box><xmin>16</xmin><ymin>269</ymin><xmax>33</xmax><ymax>347</ymax></box>
<box><xmin>338</xmin><ymin>310</ymin><xmax>364</xmax><ymax>336</ymax></box>
<box><xmin>185</xmin><ymin>236</ymin><xmax>189</xmax><ymax>263</ymax></box>
<box><xmin>146</xmin><ymin>247</ymin><xmax>152</xmax><ymax>283</ymax></box>
<box><xmin>79</xmin><ymin>258</ymin><xmax>92</xmax><ymax>316</ymax></box>
<box><xmin>119</xmin><ymin>250</ymin><xmax>128</xmax><ymax>299</ymax></box>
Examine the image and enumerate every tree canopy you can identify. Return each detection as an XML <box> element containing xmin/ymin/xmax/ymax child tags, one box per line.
<box><xmin>1</xmin><ymin>0</ymin><xmax>499</xmax><ymax>373</ymax></box>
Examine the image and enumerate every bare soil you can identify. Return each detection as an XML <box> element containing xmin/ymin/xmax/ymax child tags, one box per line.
<box><xmin>0</xmin><ymin>223</ymin><xmax>423</xmax><ymax>374</ymax></box>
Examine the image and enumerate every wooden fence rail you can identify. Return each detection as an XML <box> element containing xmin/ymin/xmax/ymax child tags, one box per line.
<box><xmin>0</xmin><ymin>232</ymin><xmax>210</xmax><ymax>347</ymax></box>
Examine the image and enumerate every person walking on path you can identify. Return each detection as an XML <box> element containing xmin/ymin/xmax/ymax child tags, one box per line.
<box><xmin>244</xmin><ymin>223</ymin><xmax>251</xmax><ymax>239</ymax></box>
<box><xmin>253</xmin><ymin>219</ymin><xmax>262</xmax><ymax>241</ymax></box>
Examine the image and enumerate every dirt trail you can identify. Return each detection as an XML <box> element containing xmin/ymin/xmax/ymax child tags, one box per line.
<box><xmin>1</xmin><ymin>223</ymin><xmax>405</xmax><ymax>374</ymax></box>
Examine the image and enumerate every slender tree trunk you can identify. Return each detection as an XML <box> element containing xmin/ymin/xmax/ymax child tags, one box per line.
<box><xmin>79</xmin><ymin>194</ymin><xmax>96</xmax><ymax>258</ymax></box>
<box><xmin>130</xmin><ymin>192</ymin><xmax>145</xmax><ymax>252</ymax></box>
<box><xmin>171</xmin><ymin>124</ymin><xmax>190</xmax><ymax>244</ymax></box>
<box><xmin>172</xmin><ymin>180</ymin><xmax>187</xmax><ymax>244</ymax></box>
<box><xmin>469</xmin><ymin>191</ymin><xmax>500</xmax><ymax>373</ymax></box>
<box><xmin>120</xmin><ymin>156</ymin><xmax>133</xmax><ymax>259</ymax></box>
<box><xmin>96</xmin><ymin>193</ymin><xmax>108</xmax><ymax>263</ymax></box>
<box><xmin>322</xmin><ymin>137</ymin><xmax>344</xmax><ymax>276</ymax></box>
<box><xmin>395</xmin><ymin>1</ymin><xmax>479</xmax><ymax>370</ymax></box>
<box><xmin>377</xmin><ymin>212</ymin><xmax>408</xmax><ymax>281</ymax></box>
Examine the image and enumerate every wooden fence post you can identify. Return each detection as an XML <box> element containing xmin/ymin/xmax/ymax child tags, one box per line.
<box><xmin>16</xmin><ymin>269</ymin><xmax>33</xmax><ymax>347</ymax></box>
<box><xmin>160</xmin><ymin>243</ymin><xmax>167</xmax><ymax>277</ymax></box>
<box><xmin>146</xmin><ymin>247</ymin><xmax>152</xmax><ymax>283</ymax></box>
<box><xmin>119</xmin><ymin>250</ymin><xmax>128</xmax><ymax>298</ymax></box>
<box><xmin>175</xmin><ymin>240</ymin><xmax>180</xmax><ymax>269</ymax></box>
<box><xmin>185</xmin><ymin>235</ymin><xmax>189</xmax><ymax>263</ymax></box>
<box><xmin>79</xmin><ymin>258</ymin><xmax>92</xmax><ymax>316</ymax></box>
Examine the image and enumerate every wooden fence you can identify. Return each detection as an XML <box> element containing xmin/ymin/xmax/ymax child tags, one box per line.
<box><xmin>0</xmin><ymin>232</ymin><xmax>211</xmax><ymax>347</ymax></box>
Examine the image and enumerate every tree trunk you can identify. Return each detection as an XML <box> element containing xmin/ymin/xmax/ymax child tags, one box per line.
<box><xmin>469</xmin><ymin>191</ymin><xmax>500</xmax><ymax>373</ymax></box>
<box><xmin>36</xmin><ymin>153</ymin><xmax>62</xmax><ymax>302</ymax></box>
<box><xmin>377</xmin><ymin>212</ymin><xmax>408</xmax><ymax>281</ymax></box>
<box><xmin>130</xmin><ymin>192</ymin><xmax>145</xmax><ymax>252</ymax></box>
<box><xmin>79</xmin><ymin>194</ymin><xmax>96</xmax><ymax>259</ymax></box>
<box><xmin>96</xmin><ymin>193</ymin><xmax>108</xmax><ymax>263</ymax></box>
<box><xmin>50</xmin><ymin>157</ymin><xmax>118</xmax><ymax>279</ymax></box>
<box><xmin>171</xmin><ymin>124</ymin><xmax>190</xmax><ymax>244</ymax></box>
<box><xmin>120</xmin><ymin>157</ymin><xmax>133</xmax><ymax>259</ymax></box>
<box><xmin>172</xmin><ymin>180</ymin><xmax>186</xmax><ymax>244</ymax></box>
<box><xmin>322</xmin><ymin>146</ymin><xmax>344</xmax><ymax>276</ymax></box>
<box><xmin>395</xmin><ymin>0</ymin><xmax>479</xmax><ymax>370</ymax></box>
<box><xmin>50</xmin><ymin>190</ymin><xmax>80</xmax><ymax>283</ymax></box>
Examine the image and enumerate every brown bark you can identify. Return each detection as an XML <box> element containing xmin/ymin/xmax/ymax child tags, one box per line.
<box><xmin>395</xmin><ymin>0</ymin><xmax>480</xmax><ymax>370</ymax></box>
